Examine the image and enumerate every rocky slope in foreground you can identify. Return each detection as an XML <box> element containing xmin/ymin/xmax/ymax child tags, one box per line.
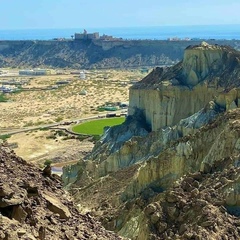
<box><xmin>63</xmin><ymin>43</ymin><xmax>240</xmax><ymax>239</ymax></box>
<box><xmin>0</xmin><ymin>144</ymin><xmax>122</xmax><ymax>240</ymax></box>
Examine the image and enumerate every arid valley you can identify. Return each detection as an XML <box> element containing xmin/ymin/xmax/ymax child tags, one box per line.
<box><xmin>0</xmin><ymin>68</ymin><xmax>147</xmax><ymax>167</ymax></box>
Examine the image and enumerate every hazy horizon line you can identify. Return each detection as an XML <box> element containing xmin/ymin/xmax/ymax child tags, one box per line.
<box><xmin>1</xmin><ymin>23</ymin><xmax>240</xmax><ymax>31</ymax></box>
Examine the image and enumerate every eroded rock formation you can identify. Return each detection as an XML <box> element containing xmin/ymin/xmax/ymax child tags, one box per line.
<box><xmin>63</xmin><ymin>43</ymin><xmax>240</xmax><ymax>239</ymax></box>
<box><xmin>129</xmin><ymin>42</ymin><xmax>240</xmax><ymax>131</ymax></box>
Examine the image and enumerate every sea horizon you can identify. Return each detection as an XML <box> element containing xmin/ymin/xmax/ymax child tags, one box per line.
<box><xmin>0</xmin><ymin>24</ymin><xmax>240</xmax><ymax>41</ymax></box>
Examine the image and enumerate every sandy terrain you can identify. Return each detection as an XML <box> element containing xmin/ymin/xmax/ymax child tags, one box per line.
<box><xmin>7</xmin><ymin>129</ymin><xmax>94</xmax><ymax>167</ymax></box>
<box><xmin>1</xmin><ymin>68</ymin><xmax>147</xmax><ymax>166</ymax></box>
<box><xmin>0</xmin><ymin>69</ymin><xmax>146</xmax><ymax>129</ymax></box>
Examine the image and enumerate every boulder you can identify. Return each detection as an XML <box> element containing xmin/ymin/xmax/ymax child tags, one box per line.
<box><xmin>42</xmin><ymin>192</ymin><xmax>71</xmax><ymax>219</ymax></box>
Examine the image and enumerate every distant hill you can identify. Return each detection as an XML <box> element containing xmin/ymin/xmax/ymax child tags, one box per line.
<box><xmin>0</xmin><ymin>39</ymin><xmax>240</xmax><ymax>69</ymax></box>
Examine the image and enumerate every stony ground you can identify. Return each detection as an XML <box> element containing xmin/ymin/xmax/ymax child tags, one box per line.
<box><xmin>90</xmin><ymin>167</ymin><xmax>240</xmax><ymax>240</ymax></box>
<box><xmin>0</xmin><ymin>143</ymin><xmax>123</xmax><ymax>240</ymax></box>
<box><xmin>142</xmin><ymin>169</ymin><xmax>240</xmax><ymax>239</ymax></box>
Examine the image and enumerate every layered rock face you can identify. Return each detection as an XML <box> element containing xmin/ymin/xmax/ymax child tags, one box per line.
<box><xmin>65</xmin><ymin>109</ymin><xmax>240</xmax><ymax>240</ymax></box>
<box><xmin>129</xmin><ymin>42</ymin><xmax>240</xmax><ymax>131</ymax></box>
<box><xmin>63</xmin><ymin>43</ymin><xmax>240</xmax><ymax>239</ymax></box>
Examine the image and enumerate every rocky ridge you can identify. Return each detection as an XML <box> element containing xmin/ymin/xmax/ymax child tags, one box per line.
<box><xmin>0</xmin><ymin>144</ymin><xmax>122</xmax><ymax>240</ymax></box>
<box><xmin>64</xmin><ymin>109</ymin><xmax>240</xmax><ymax>239</ymax></box>
<box><xmin>129</xmin><ymin>42</ymin><xmax>240</xmax><ymax>131</ymax></box>
<box><xmin>62</xmin><ymin>43</ymin><xmax>240</xmax><ymax>239</ymax></box>
<box><xmin>0</xmin><ymin>40</ymin><xmax>240</xmax><ymax>69</ymax></box>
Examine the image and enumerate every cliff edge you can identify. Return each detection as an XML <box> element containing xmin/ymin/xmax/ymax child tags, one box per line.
<box><xmin>129</xmin><ymin>42</ymin><xmax>240</xmax><ymax>131</ymax></box>
<box><xmin>63</xmin><ymin>43</ymin><xmax>240</xmax><ymax>239</ymax></box>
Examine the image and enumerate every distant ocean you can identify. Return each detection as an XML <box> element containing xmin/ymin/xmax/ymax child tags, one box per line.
<box><xmin>0</xmin><ymin>25</ymin><xmax>240</xmax><ymax>41</ymax></box>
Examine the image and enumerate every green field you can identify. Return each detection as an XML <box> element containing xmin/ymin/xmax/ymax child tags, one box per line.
<box><xmin>72</xmin><ymin>117</ymin><xmax>125</xmax><ymax>135</ymax></box>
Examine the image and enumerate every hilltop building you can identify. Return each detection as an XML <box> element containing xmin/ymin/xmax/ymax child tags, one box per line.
<box><xmin>75</xmin><ymin>29</ymin><xmax>100</xmax><ymax>40</ymax></box>
<box><xmin>74</xmin><ymin>29</ymin><xmax>122</xmax><ymax>41</ymax></box>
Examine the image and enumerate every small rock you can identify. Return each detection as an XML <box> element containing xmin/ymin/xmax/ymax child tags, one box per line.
<box><xmin>145</xmin><ymin>203</ymin><xmax>157</xmax><ymax>216</ymax></box>
<box><xmin>189</xmin><ymin>172</ymin><xmax>202</xmax><ymax>181</ymax></box>
<box><xmin>17</xmin><ymin>228</ymin><xmax>26</xmax><ymax>237</ymax></box>
<box><xmin>42</xmin><ymin>192</ymin><xmax>71</xmax><ymax>219</ymax></box>
<box><xmin>184</xmin><ymin>177</ymin><xmax>194</xmax><ymax>184</ymax></box>
<box><xmin>0</xmin><ymin>183</ymin><xmax>14</xmax><ymax>197</ymax></box>
<box><xmin>190</xmin><ymin>188</ymin><xmax>199</xmax><ymax>197</ymax></box>
<box><xmin>201</xmin><ymin>220</ymin><xmax>214</xmax><ymax>227</ymax></box>
<box><xmin>166</xmin><ymin>191</ymin><xmax>178</xmax><ymax>203</ymax></box>
<box><xmin>179</xmin><ymin>224</ymin><xmax>188</xmax><ymax>235</ymax></box>
<box><xmin>167</xmin><ymin>206</ymin><xmax>179</xmax><ymax>219</ymax></box>
<box><xmin>150</xmin><ymin>212</ymin><xmax>161</xmax><ymax>224</ymax></box>
<box><xmin>12</xmin><ymin>205</ymin><xmax>28</xmax><ymax>223</ymax></box>
<box><xmin>157</xmin><ymin>222</ymin><xmax>168</xmax><ymax>234</ymax></box>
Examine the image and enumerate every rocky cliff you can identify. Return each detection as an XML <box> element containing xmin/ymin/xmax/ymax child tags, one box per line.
<box><xmin>0</xmin><ymin>39</ymin><xmax>240</xmax><ymax>69</ymax></box>
<box><xmin>129</xmin><ymin>42</ymin><xmax>240</xmax><ymax>131</ymax></box>
<box><xmin>64</xmin><ymin>109</ymin><xmax>240</xmax><ymax>239</ymax></box>
<box><xmin>63</xmin><ymin>43</ymin><xmax>240</xmax><ymax>239</ymax></box>
<box><xmin>0</xmin><ymin>144</ymin><xmax>122</xmax><ymax>239</ymax></box>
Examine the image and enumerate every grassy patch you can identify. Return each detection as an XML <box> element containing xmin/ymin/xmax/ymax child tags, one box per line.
<box><xmin>72</xmin><ymin>117</ymin><xmax>125</xmax><ymax>135</ymax></box>
<box><xmin>0</xmin><ymin>134</ymin><xmax>11</xmax><ymax>141</ymax></box>
<box><xmin>0</xmin><ymin>94</ymin><xmax>8</xmax><ymax>102</ymax></box>
<box><xmin>55</xmin><ymin>116</ymin><xmax>64</xmax><ymax>122</ymax></box>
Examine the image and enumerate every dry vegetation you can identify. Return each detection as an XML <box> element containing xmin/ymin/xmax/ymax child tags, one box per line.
<box><xmin>0</xmin><ymin>68</ymin><xmax>147</xmax><ymax>166</ymax></box>
<box><xmin>0</xmin><ymin>69</ymin><xmax>146</xmax><ymax>129</ymax></box>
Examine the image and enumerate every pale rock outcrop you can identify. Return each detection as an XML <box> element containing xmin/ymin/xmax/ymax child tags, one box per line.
<box><xmin>129</xmin><ymin>43</ymin><xmax>240</xmax><ymax>131</ymax></box>
<box><xmin>63</xmin><ymin>43</ymin><xmax>240</xmax><ymax>239</ymax></box>
<box><xmin>182</xmin><ymin>42</ymin><xmax>225</xmax><ymax>86</ymax></box>
<box><xmin>63</xmin><ymin>101</ymin><xmax>222</xmax><ymax>187</ymax></box>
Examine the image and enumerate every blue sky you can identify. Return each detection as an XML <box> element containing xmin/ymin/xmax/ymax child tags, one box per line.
<box><xmin>0</xmin><ymin>0</ymin><xmax>240</xmax><ymax>29</ymax></box>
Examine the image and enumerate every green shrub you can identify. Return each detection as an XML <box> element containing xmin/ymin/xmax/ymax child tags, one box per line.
<box><xmin>46</xmin><ymin>134</ymin><xmax>56</xmax><ymax>139</ymax></box>
<box><xmin>90</xmin><ymin>135</ymin><xmax>101</xmax><ymax>143</ymax></box>
<box><xmin>44</xmin><ymin>159</ymin><xmax>52</xmax><ymax>166</ymax></box>
<box><xmin>0</xmin><ymin>134</ymin><xmax>11</xmax><ymax>141</ymax></box>
<box><xmin>56</xmin><ymin>130</ymin><xmax>68</xmax><ymax>137</ymax></box>
<box><xmin>55</xmin><ymin>116</ymin><xmax>63</xmax><ymax>122</ymax></box>
<box><xmin>0</xmin><ymin>94</ymin><xmax>8</xmax><ymax>102</ymax></box>
<box><xmin>39</xmin><ymin>127</ymin><xmax>49</xmax><ymax>131</ymax></box>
